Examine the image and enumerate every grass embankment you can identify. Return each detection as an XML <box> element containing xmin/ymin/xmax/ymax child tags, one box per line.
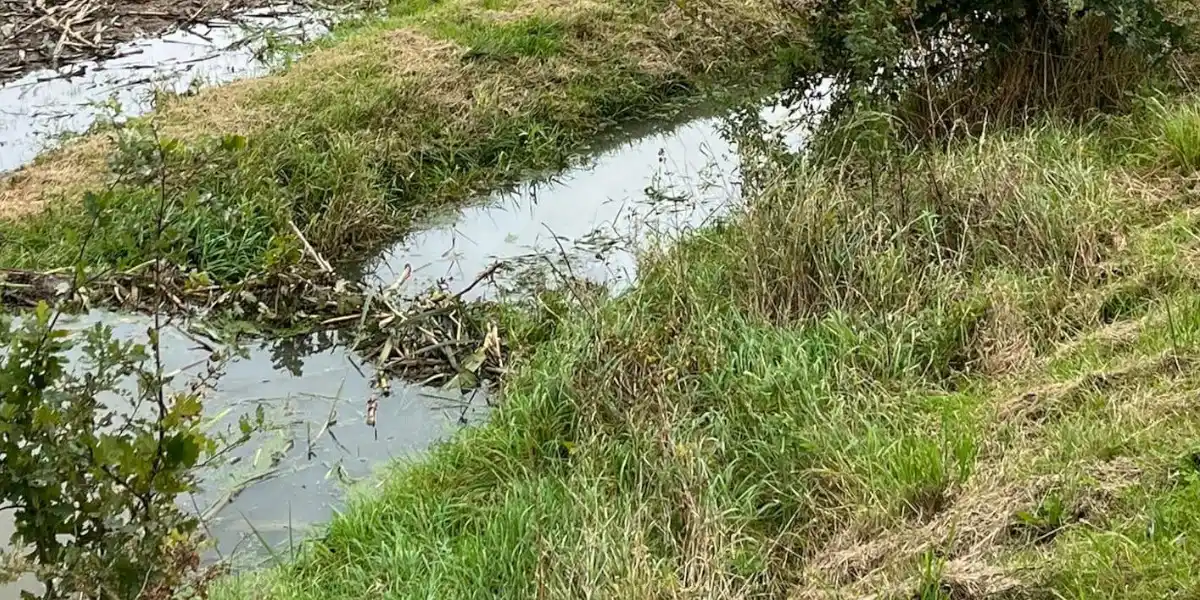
<box><xmin>215</xmin><ymin>93</ymin><xmax>1200</xmax><ymax>598</ymax></box>
<box><xmin>0</xmin><ymin>0</ymin><xmax>790</xmax><ymax>282</ymax></box>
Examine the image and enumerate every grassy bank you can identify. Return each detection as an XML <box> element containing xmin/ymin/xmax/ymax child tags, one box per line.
<box><xmin>0</xmin><ymin>0</ymin><xmax>792</xmax><ymax>283</ymax></box>
<box><xmin>212</xmin><ymin>91</ymin><xmax>1200</xmax><ymax>598</ymax></box>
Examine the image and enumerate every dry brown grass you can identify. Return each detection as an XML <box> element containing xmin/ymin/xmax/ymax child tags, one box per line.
<box><xmin>792</xmin><ymin>469</ymin><xmax>1041</xmax><ymax>597</ymax></box>
<box><xmin>382</xmin><ymin>29</ymin><xmax>468</xmax><ymax>75</ymax></box>
<box><xmin>156</xmin><ymin>78</ymin><xmax>278</xmax><ymax>140</ymax></box>
<box><xmin>0</xmin><ymin>136</ymin><xmax>110</xmax><ymax>220</ymax></box>
<box><xmin>972</xmin><ymin>289</ymin><xmax>1039</xmax><ymax>376</ymax></box>
<box><xmin>787</xmin><ymin>324</ymin><xmax>1196</xmax><ymax>600</ymax></box>
<box><xmin>0</xmin><ymin>27</ymin><xmax>465</xmax><ymax>221</ymax></box>
<box><xmin>0</xmin><ymin>65</ymin><xmax>278</xmax><ymax>221</ymax></box>
<box><xmin>481</xmin><ymin>0</ymin><xmax>610</xmax><ymax>23</ymax></box>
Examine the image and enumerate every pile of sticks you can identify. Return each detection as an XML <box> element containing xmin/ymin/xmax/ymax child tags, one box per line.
<box><xmin>358</xmin><ymin>283</ymin><xmax>505</xmax><ymax>387</ymax></box>
<box><xmin>0</xmin><ymin>263</ymin><xmax>356</xmax><ymax>324</ymax></box>
<box><xmin>0</xmin><ymin>0</ymin><xmax>302</xmax><ymax>83</ymax></box>
<box><xmin>0</xmin><ymin>261</ymin><xmax>510</xmax><ymax>390</ymax></box>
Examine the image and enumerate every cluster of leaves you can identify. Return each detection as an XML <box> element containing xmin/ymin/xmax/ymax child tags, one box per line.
<box><xmin>0</xmin><ymin>304</ymin><xmax>251</xmax><ymax>598</ymax></box>
<box><xmin>0</xmin><ymin>120</ymin><xmax>262</xmax><ymax>599</ymax></box>
<box><xmin>785</xmin><ymin>0</ymin><xmax>1192</xmax><ymax>116</ymax></box>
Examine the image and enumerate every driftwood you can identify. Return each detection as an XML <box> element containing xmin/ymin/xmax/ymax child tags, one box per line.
<box><xmin>0</xmin><ymin>261</ymin><xmax>509</xmax><ymax>395</ymax></box>
<box><xmin>0</xmin><ymin>0</ymin><xmax>374</xmax><ymax>84</ymax></box>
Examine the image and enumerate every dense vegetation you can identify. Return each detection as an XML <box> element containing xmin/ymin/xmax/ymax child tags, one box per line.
<box><xmin>0</xmin><ymin>188</ymin><xmax>264</xmax><ymax>598</ymax></box>
<box><xmin>6</xmin><ymin>0</ymin><xmax>1200</xmax><ymax>597</ymax></box>
<box><xmin>210</xmin><ymin>0</ymin><xmax>1200</xmax><ymax>598</ymax></box>
<box><xmin>214</xmin><ymin>96</ymin><xmax>1200</xmax><ymax>598</ymax></box>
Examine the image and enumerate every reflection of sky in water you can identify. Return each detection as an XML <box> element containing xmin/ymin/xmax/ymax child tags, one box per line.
<box><xmin>370</xmin><ymin>95</ymin><xmax>825</xmax><ymax>300</ymax></box>
<box><xmin>1</xmin><ymin>25</ymin><xmax>827</xmax><ymax>585</ymax></box>
<box><xmin>0</xmin><ymin>99</ymin><xmax>819</xmax><ymax>592</ymax></box>
<box><xmin>0</xmin><ymin>309</ymin><xmax>487</xmax><ymax>594</ymax></box>
<box><xmin>0</xmin><ymin>5</ymin><xmax>328</xmax><ymax>173</ymax></box>
<box><xmin>0</xmin><ymin>6</ymin><xmax>337</xmax><ymax>587</ymax></box>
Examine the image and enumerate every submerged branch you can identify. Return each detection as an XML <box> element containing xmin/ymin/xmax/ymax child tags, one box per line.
<box><xmin>0</xmin><ymin>261</ymin><xmax>510</xmax><ymax>395</ymax></box>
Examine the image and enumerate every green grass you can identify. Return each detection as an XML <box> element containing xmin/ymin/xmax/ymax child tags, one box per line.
<box><xmin>208</xmin><ymin>87</ymin><xmax>1200</xmax><ymax>599</ymax></box>
<box><xmin>431</xmin><ymin>14</ymin><xmax>566</xmax><ymax>59</ymax></box>
<box><xmin>0</xmin><ymin>0</ymin><xmax>793</xmax><ymax>283</ymax></box>
<box><xmin>1160</xmin><ymin>98</ymin><xmax>1200</xmax><ymax>171</ymax></box>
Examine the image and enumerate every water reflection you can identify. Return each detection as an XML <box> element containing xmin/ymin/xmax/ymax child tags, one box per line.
<box><xmin>0</xmin><ymin>4</ymin><xmax>330</xmax><ymax>173</ymax></box>
<box><xmin>1</xmin><ymin>88</ymin><xmax>827</xmax><ymax>594</ymax></box>
<box><xmin>369</xmin><ymin>98</ymin><xmax>819</xmax><ymax>299</ymax></box>
<box><xmin>0</xmin><ymin>309</ymin><xmax>488</xmax><ymax>588</ymax></box>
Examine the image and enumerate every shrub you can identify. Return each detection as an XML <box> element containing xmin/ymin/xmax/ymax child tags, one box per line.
<box><xmin>785</xmin><ymin>0</ymin><xmax>1193</xmax><ymax>133</ymax></box>
<box><xmin>0</xmin><ymin>125</ymin><xmax>262</xmax><ymax>600</ymax></box>
<box><xmin>0</xmin><ymin>304</ymin><xmax>245</xmax><ymax>599</ymax></box>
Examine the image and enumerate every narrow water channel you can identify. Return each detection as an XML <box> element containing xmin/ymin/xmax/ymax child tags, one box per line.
<box><xmin>0</xmin><ymin>103</ymin><xmax>817</xmax><ymax>597</ymax></box>
<box><xmin>0</xmin><ymin>312</ymin><xmax>490</xmax><ymax>597</ymax></box>
<box><xmin>371</xmin><ymin>101</ymin><xmax>811</xmax><ymax>296</ymax></box>
<box><xmin>1</xmin><ymin>97</ymin><xmax>817</xmax><ymax>596</ymax></box>
<box><xmin>2</xmin><ymin>18</ymin><xmax>825</xmax><ymax>587</ymax></box>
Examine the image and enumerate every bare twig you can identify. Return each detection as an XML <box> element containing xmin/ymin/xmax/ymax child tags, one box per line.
<box><xmin>288</xmin><ymin>220</ymin><xmax>334</xmax><ymax>273</ymax></box>
<box><xmin>0</xmin><ymin>0</ymin><xmax>331</xmax><ymax>84</ymax></box>
<box><xmin>450</xmin><ymin>261</ymin><xmax>502</xmax><ymax>301</ymax></box>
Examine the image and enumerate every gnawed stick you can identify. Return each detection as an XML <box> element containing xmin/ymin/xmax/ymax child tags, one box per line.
<box><xmin>288</xmin><ymin>220</ymin><xmax>334</xmax><ymax>273</ymax></box>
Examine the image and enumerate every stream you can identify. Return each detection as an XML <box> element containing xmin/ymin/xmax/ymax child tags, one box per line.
<box><xmin>0</xmin><ymin>6</ymin><xmax>824</xmax><ymax>596</ymax></box>
<box><xmin>370</xmin><ymin>101</ymin><xmax>811</xmax><ymax>294</ymax></box>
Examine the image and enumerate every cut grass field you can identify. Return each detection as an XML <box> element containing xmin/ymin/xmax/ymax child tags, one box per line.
<box><xmin>0</xmin><ymin>0</ymin><xmax>792</xmax><ymax>283</ymax></box>
<box><xmin>213</xmin><ymin>92</ymin><xmax>1200</xmax><ymax>598</ymax></box>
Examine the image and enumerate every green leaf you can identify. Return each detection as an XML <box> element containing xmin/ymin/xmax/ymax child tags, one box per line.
<box><xmin>174</xmin><ymin>395</ymin><xmax>203</xmax><ymax>420</ymax></box>
<box><xmin>165</xmin><ymin>434</ymin><xmax>202</xmax><ymax>468</ymax></box>
<box><xmin>159</xmin><ymin>138</ymin><xmax>183</xmax><ymax>155</ymax></box>
<box><xmin>220</xmin><ymin>134</ymin><xmax>247</xmax><ymax>152</ymax></box>
<box><xmin>34</xmin><ymin>302</ymin><xmax>49</xmax><ymax>325</ymax></box>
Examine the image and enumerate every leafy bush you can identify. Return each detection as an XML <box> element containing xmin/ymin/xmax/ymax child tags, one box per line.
<box><xmin>0</xmin><ymin>124</ymin><xmax>261</xmax><ymax>599</ymax></box>
<box><xmin>0</xmin><ymin>304</ymin><xmax>249</xmax><ymax>599</ymax></box>
<box><xmin>786</xmin><ymin>0</ymin><xmax>1194</xmax><ymax>132</ymax></box>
